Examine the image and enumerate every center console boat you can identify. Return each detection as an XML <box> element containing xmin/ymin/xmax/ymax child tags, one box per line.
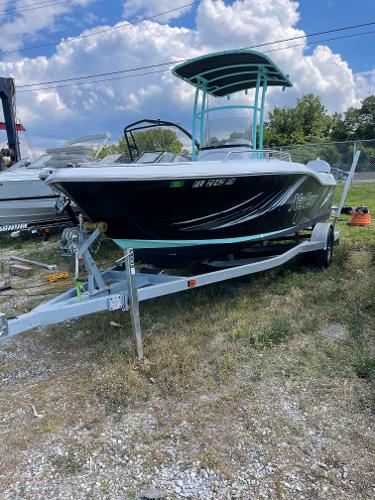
<box><xmin>42</xmin><ymin>50</ymin><xmax>336</xmax><ymax>266</ymax></box>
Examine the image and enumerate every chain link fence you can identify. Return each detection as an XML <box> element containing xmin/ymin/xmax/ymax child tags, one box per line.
<box><xmin>281</xmin><ymin>139</ymin><xmax>375</xmax><ymax>182</ymax></box>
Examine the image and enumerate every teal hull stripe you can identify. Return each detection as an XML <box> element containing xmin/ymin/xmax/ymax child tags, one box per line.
<box><xmin>113</xmin><ymin>227</ymin><xmax>295</xmax><ymax>249</ymax></box>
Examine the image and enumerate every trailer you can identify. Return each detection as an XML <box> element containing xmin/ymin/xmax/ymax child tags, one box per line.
<box><xmin>0</xmin><ymin>152</ymin><xmax>360</xmax><ymax>359</ymax></box>
<box><xmin>0</xmin><ymin>222</ymin><xmax>337</xmax><ymax>359</ymax></box>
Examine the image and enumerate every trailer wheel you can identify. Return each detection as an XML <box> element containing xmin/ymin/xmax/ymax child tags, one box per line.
<box><xmin>313</xmin><ymin>226</ymin><xmax>334</xmax><ymax>268</ymax></box>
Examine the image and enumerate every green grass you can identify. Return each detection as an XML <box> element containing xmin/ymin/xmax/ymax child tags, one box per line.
<box><xmin>334</xmin><ymin>179</ymin><xmax>375</xmax><ymax>208</ymax></box>
<box><xmin>89</xmin><ymin>182</ymin><xmax>374</xmax><ymax>409</ymax></box>
<box><xmin>1</xmin><ymin>184</ymin><xmax>374</xmax><ymax>415</ymax></box>
<box><xmin>1</xmin><ymin>182</ymin><xmax>374</xmax><ymax>497</ymax></box>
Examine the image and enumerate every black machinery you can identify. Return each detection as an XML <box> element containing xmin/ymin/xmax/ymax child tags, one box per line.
<box><xmin>0</xmin><ymin>77</ymin><xmax>21</xmax><ymax>170</ymax></box>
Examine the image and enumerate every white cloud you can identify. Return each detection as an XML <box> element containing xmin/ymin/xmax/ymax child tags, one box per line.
<box><xmin>123</xmin><ymin>0</ymin><xmax>195</xmax><ymax>22</ymax></box>
<box><xmin>0</xmin><ymin>19</ymin><xmax>196</xmax><ymax>145</ymax></box>
<box><xmin>0</xmin><ymin>0</ymin><xmax>370</xmax><ymax>150</ymax></box>
<box><xmin>195</xmin><ymin>0</ymin><xmax>359</xmax><ymax>113</ymax></box>
<box><xmin>354</xmin><ymin>69</ymin><xmax>375</xmax><ymax>101</ymax></box>
<box><xmin>0</xmin><ymin>0</ymin><xmax>95</xmax><ymax>54</ymax></box>
<box><xmin>196</xmin><ymin>0</ymin><xmax>302</xmax><ymax>50</ymax></box>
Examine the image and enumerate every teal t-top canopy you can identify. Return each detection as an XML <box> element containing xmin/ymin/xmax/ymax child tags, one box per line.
<box><xmin>172</xmin><ymin>49</ymin><xmax>292</xmax><ymax>97</ymax></box>
<box><xmin>172</xmin><ymin>50</ymin><xmax>293</xmax><ymax>158</ymax></box>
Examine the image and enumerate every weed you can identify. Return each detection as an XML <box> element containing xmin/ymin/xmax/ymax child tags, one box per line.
<box><xmin>156</xmin><ymin>425</ymin><xmax>173</xmax><ymax>440</ymax></box>
<box><xmin>354</xmin><ymin>357</ymin><xmax>375</xmax><ymax>381</ymax></box>
<box><xmin>125</xmin><ymin>489</ymin><xmax>138</xmax><ymax>499</ymax></box>
<box><xmin>52</xmin><ymin>450</ymin><xmax>85</xmax><ymax>475</ymax></box>
<box><xmin>274</xmin><ymin>475</ymin><xmax>287</xmax><ymax>498</ymax></box>
<box><xmin>249</xmin><ymin>318</ymin><xmax>291</xmax><ymax>348</ymax></box>
<box><xmin>229</xmin><ymin>327</ymin><xmax>246</xmax><ymax>341</ymax></box>
<box><xmin>196</xmin><ymin>449</ymin><xmax>227</xmax><ymax>474</ymax></box>
<box><xmin>213</xmin><ymin>349</ymin><xmax>236</xmax><ymax>381</ymax></box>
<box><xmin>98</xmin><ymin>481</ymin><xmax>110</xmax><ymax>493</ymax></box>
<box><xmin>94</xmin><ymin>357</ymin><xmax>151</xmax><ymax>410</ymax></box>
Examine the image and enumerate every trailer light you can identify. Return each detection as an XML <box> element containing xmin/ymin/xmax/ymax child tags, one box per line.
<box><xmin>188</xmin><ymin>279</ymin><xmax>197</xmax><ymax>288</ymax></box>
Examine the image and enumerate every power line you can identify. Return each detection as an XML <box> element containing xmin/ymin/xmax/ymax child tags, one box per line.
<box><xmin>242</xmin><ymin>19</ymin><xmax>375</xmax><ymax>50</ymax></box>
<box><xmin>1</xmin><ymin>10</ymin><xmax>372</xmax><ymax>57</ymax></box>
<box><xmin>17</xmin><ymin>20</ymin><xmax>375</xmax><ymax>90</ymax></box>
<box><xmin>17</xmin><ymin>28</ymin><xmax>375</xmax><ymax>93</ymax></box>
<box><xmin>266</xmin><ymin>28</ymin><xmax>375</xmax><ymax>53</ymax></box>
<box><xmin>0</xmin><ymin>0</ymin><xmax>24</xmax><ymax>5</ymax></box>
<box><xmin>18</xmin><ymin>69</ymin><xmax>169</xmax><ymax>92</ymax></box>
<box><xmin>0</xmin><ymin>0</ymin><xmax>75</xmax><ymax>16</ymax></box>
<box><xmin>0</xmin><ymin>0</ymin><xmax>62</xmax><ymax>7</ymax></box>
<box><xmin>18</xmin><ymin>61</ymin><xmax>174</xmax><ymax>88</ymax></box>
<box><xmin>0</xmin><ymin>0</ymin><xmax>201</xmax><ymax>55</ymax></box>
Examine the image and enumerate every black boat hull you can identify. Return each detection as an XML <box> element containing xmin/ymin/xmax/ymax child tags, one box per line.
<box><xmin>54</xmin><ymin>172</ymin><xmax>334</xmax><ymax>266</ymax></box>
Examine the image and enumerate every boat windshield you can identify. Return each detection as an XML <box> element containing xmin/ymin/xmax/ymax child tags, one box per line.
<box><xmin>123</xmin><ymin>119</ymin><xmax>198</xmax><ymax>162</ymax></box>
<box><xmin>202</xmin><ymin>115</ymin><xmax>252</xmax><ymax>149</ymax></box>
<box><xmin>134</xmin><ymin>151</ymin><xmax>190</xmax><ymax>164</ymax></box>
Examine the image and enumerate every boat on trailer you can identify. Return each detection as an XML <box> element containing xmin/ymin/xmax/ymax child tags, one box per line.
<box><xmin>1</xmin><ymin>51</ymin><xmax>364</xmax><ymax>358</ymax></box>
<box><xmin>43</xmin><ymin>50</ymin><xmax>336</xmax><ymax>267</ymax></box>
<box><xmin>0</xmin><ymin>134</ymin><xmax>111</xmax><ymax>234</ymax></box>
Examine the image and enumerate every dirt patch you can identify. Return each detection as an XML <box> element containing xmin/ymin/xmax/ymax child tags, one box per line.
<box><xmin>321</xmin><ymin>323</ymin><xmax>348</xmax><ymax>341</ymax></box>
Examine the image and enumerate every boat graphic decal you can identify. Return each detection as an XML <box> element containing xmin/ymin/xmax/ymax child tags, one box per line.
<box><xmin>174</xmin><ymin>190</ymin><xmax>281</xmax><ymax>232</ymax></box>
<box><xmin>319</xmin><ymin>187</ymin><xmax>335</xmax><ymax>208</ymax></box>
<box><xmin>177</xmin><ymin>176</ymin><xmax>309</xmax><ymax>232</ymax></box>
<box><xmin>173</xmin><ymin>192</ymin><xmax>265</xmax><ymax>226</ymax></box>
<box><xmin>216</xmin><ymin>177</ymin><xmax>309</xmax><ymax>230</ymax></box>
<box><xmin>288</xmin><ymin>192</ymin><xmax>319</xmax><ymax>212</ymax></box>
<box><xmin>210</xmin><ymin>190</ymin><xmax>286</xmax><ymax>230</ymax></box>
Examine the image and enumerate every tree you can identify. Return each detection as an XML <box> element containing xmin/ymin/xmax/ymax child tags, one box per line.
<box><xmin>97</xmin><ymin>94</ymin><xmax>375</xmax><ymax>158</ymax></box>
<box><xmin>295</xmin><ymin>93</ymin><xmax>331</xmax><ymax>140</ymax></box>
<box><xmin>130</xmin><ymin>128</ymin><xmax>184</xmax><ymax>155</ymax></box>
<box><xmin>329</xmin><ymin>112</ymin><xmax>348</xmax><ymax>142</ymax></box>
<box><xmin>357</xmin><ymin>96</ymin><xmax>375</xmax><ymax>139</ymax></box>
<box><xmin>330</xmin><ymin>96</ymin><xmax>375</xmax><ymax>141</ymax></box>
<box><xmin>98</xmin><ymin>128</ymin><xmax>185</xmax><ymax>160</ymax></box>
<box><xmin>263</xmin><ymin>106</ymin><xmax>302</xmax><ymax>146</ymax></box>
<box><xmin>264</xmin><ymin>93</ymin><xmax>331</xmax><ymax>146</ymax></box>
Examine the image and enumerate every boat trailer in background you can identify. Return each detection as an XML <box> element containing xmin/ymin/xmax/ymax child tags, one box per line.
<box><xmin>0</xmin><ymin>152</ymin><xmax>360</xmax><ymax>360</ymax></box>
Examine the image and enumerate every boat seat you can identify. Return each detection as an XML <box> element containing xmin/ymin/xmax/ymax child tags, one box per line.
<box><xmin>306</xmin><ymin>158</ymin><xmax>331</xmax><ymax>174</ymax></box>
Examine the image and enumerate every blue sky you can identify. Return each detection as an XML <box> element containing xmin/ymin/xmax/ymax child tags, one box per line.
<box><xmin>19</xmin><ymin>0</ymin><xmax>374</xmax><ymax>73</ymax></box>
<box><xmin>175</xmin><ymin>0</ymin><xmax>375</xmax><ymax>73</ymax></box>
<box><xmin>0</xmin><ymin>0</ymin><xmax>374</xmax><ymax>149</ymax></box>
<box><xmin>297</xmin><ymin>0</ymin><xmax>375</xmax><ymax>73</ymax></box>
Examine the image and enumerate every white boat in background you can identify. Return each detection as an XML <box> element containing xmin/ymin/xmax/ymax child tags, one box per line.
<box><xmin>0</xmin><ymin>134</ymin><xmax>111</xmax><ymax>233</ymax></box>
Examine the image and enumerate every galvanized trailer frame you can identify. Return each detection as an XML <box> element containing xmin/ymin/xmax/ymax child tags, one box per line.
<box><xmin>0</xmin><ymin>222</ymin><xmax>338</xmax><ymax>359</ymax></box>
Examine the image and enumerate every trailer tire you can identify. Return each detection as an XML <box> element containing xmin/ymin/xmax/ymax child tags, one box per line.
<box><xmin>313</xmin><ymin>226</ymin><xmax>334</xmax><ymax>268</ymax></box>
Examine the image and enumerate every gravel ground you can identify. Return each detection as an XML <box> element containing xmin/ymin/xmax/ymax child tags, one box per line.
<box><xmin>1</xmin><ymin>328</ymin><xmax>374</xmax><ymax>499</ymax></box>
<box><xmin>0</xmin><ymin>236</ymin><xmax>374</xmax><ymax>499</ymax></box>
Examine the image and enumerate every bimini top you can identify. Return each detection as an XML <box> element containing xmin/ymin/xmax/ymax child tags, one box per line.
<box><xmin>172</xmin><ymin>49</ymin><xmax>292</xmax><ymax>97</ymax></box>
